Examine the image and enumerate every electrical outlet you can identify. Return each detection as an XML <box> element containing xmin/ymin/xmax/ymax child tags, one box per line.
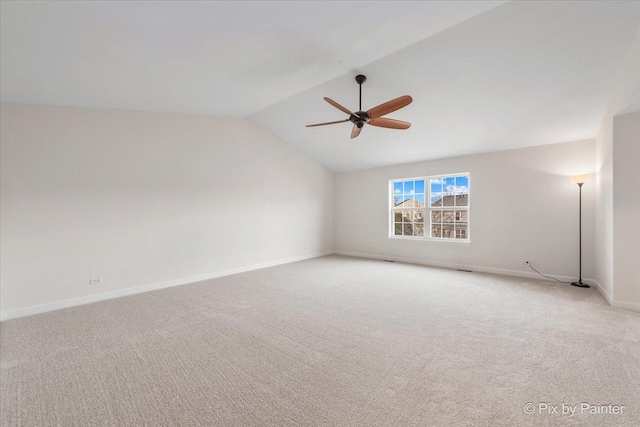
<box><xmin>89</xmin><ymin>278</ymin><xmax>103</xmax><ymax>285</ymax></box>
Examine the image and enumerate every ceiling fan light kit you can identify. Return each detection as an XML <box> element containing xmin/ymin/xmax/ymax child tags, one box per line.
<box><xmin>306</xmin><ymin>75</ymin><xmax>412</xmax><ymax>139</ymax></box>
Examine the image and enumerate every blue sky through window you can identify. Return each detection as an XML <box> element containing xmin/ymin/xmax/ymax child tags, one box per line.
<box><xmin>443</xmin><ymin>177</ymin><xmax>455</xmax><ymax>192</ymax></box>
<box><xmin>393</xmin><ymin>180</ymin><xmax>426</xmax><ymax>205</ymax></box>
<box><xmin>394</xmin><ymin>177</ymin><xmax>467</xmax><ymax>205</ymax></box>
<box><xmin>394</xmin><ymin>182</ymin><xmax>403</xmax><ymax>194</ymax></box>
<box><xmin>455</xmin><ymin>176</ymin><xmax>469</xmax><ymax>192</ymax></box>
<box><xmin>430</xmin><ymin>176</ymin><xmax>469</xmax><ymax>194</ymax></box>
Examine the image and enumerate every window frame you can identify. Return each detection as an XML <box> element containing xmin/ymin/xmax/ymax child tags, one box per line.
<box><xmin>389</xmin><ymin>173</ymin><xmax>471</xmax><ymax>243</ymax></box>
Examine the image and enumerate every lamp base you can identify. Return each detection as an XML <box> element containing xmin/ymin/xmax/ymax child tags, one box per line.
<box><xmin>571</xmin><ymin>281</ymin><xmax>590</xmax><ymax>288</ymax></box>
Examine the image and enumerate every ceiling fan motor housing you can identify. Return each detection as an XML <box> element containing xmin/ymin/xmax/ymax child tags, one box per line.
<box><xmin>351</xmin><ymin>111</ymin><xmax>369</xmax><ymax>128</ymax></box>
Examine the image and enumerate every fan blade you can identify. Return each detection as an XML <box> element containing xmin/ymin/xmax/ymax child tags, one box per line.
<box><xmin>368</xmin><ymin>117</ymin><xmax>411</xmax><ymax>130</ymax></box>
<box><xmin>366</xmin><ymin>95</ymin><xmax>412</xmax><ymax>119</ymax></box>
<box><xmin>351</xmin><ymin>125</ymin><xmax>362</xmax><ymax>139</ymax></box>
<box><xmin>324</xmin><ymin>97</ymin><xmax>356</xmax><ymax>117</ymax></box>
<box><xmin>306</xmin><ymin>119</ymin><xmax>350</xmax><ymax>127</ymax></box>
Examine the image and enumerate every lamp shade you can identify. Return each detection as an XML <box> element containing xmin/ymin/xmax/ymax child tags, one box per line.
<box><xmin>570</xmin><ymin>174</ymin><xmax>592</xmax><ymax>185</ymax></box>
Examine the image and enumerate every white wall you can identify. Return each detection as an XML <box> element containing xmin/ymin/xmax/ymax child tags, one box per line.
<box><xmin>594</xmin><ymin>25</ymin><xmax>640</xmax><ymax>309</ymax></box>
<box><xmin>595</xmin><ymin>117</ymin><xmax>615</xmax><ymax>300</ymax></box>
<box><xmin>0</xmin><ymin>104</ymin><xmax>334</xmax><ymax>318</ymax></box>
<box><xmin>334</xmin><ymin>140</ymin><xmax>596</xmax><ymax>282</ymax></box>
<box><xmin>612</xmin><ymin>112</ymin><xmax>640</xmax><ymax>309</ymax></box>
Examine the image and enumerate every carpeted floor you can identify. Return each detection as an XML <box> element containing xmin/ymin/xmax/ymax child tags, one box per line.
<box><xmin>1</xmin><ymin>255</ymin><xmax>639</xmax><ymax>426</ymax></box>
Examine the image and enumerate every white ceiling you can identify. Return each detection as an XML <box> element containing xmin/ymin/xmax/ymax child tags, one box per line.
<box><xmin>2</xmin><ymin>1</ymin><xmax>639</xmax><ymax>172</ymax></box>
<box><xmin>0</xmin><ymin>1</ymin><xmax>505</xmax><ymax>116</ymax></box>
<box><xmin>251</xmin><ymin>1</ymin><xmax>640</xmax><ymax>171</ymax></box>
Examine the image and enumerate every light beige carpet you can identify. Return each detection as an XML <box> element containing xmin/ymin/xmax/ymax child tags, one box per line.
<box><xmin>1</xmin><ymin>255</ymin><xmax>639</xmax><ymax>426</ymax></box>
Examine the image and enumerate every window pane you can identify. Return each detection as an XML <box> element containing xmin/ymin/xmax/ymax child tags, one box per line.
<box><xmin>455</xmin><ymin>194</ymin><xmax>468</xmax><ymax>207</ymax></box>
<box><xmin>394</xmin><ymin>223</ymin><xmax>402</xmax><ymax>236</ymax></box>
<box><xmin>414</xmin><ymin>224</ymin><xmax>424</xmax><ymax>237</ymax></box>
<box><xmin>455</xmin><ymin>210</ymin><xmax>468</xmax><ymax>223</ymax></box>
<box><xmin>399</xmin><ymin>198</ymin><xmax>421</xmax><ymax>208</ymax></box>
<box><xmin>402</xmin><ymin>210</ymin><xmax>423</xmax><ymax>223</ymax></box>
<box><xmin>414</xmin><ymin>194</ymin><xmax>425</xmax><ymax>205</ymax></box>
<box><xmin>442</xmin><ymin>194</ymin><xmax>455</xmax><ymax>206</ymax></box>
<box><xmin>395</xmin><ymin>197</ymin><xmax>407</xmax><ymax>207</ymax></box>
<box><xmin>394</xmin><ymin>212</ymin><xmax>403</xmax><ymax>222</ymax></box>
<box><xmin>455</xmin><ymin>224</ymin><xmax>468</xmax><ymax>239</ymax></box>
<box><xmin>431</xmin><ymin>193</ymin><xmax>442</xmax><ymax>207</ymax></box>
<box><xmin>393</xmin><ymin>182</ymin><xmax>403</xmax><ymax>196</ymax></box>
<box><xmin>443</xmin><ymin>177</ymin><xmax>455</xmax><ymax>193</ymax></box>
<box><xmin>431</xmin><ymin>210</ymin><xmax>442</xmax><ymax>223</ymax></box>
<box><xmin>455</xmin><ymin>176</ymin><xmax>469</xmax><ymax>192</ymax></box>
<box><xmin>415</xmin><ymin>180</ymin><xmax>425</xmax><ymax>194</ymax></box>
<box><xmin>442</xmin><ymin>210</ymin><xmax>455</xmax><ymax>223</ymax></box>
<box><xmin>430</xmin><ymin>179</ymin><xmax>442</xmax><ymax>193</ymax></box>
<box><xmin>442</xmin><ymin>224</ymin><xmax>454</xmax><ymax>239</ymax></box>
<box><xmin>403</xmin><ymin>223</ymin><xmax>413</xmax><ymax>236</ymax></box>
<box><xmin>404</xmin><ymin>181</ymin><xmax>414</xmax><ymax>194</ymax></box>
<box><xmin>431</xmin><ymin>224</ymin><xmax>442</xmax><ymax>238</ymax></box>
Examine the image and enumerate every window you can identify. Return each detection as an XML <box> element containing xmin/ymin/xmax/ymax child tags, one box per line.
<box><xmin>390</xmin><ymin>174</ymin><xmax>470</xmax><ymax>241</ymax></box>
<box><xmin>391</xmin><ymin>179</ymin><xmax>426</xmax><ymax>237</ymax></box>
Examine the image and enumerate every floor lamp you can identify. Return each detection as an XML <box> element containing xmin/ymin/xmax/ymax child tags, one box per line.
<box><xmin>570</xmin><ymin>174</ymin><xmax>592</xmax><ymax>288</ymax></box>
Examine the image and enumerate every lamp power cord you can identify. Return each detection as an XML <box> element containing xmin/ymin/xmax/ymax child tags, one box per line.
<box><xmin>525</xmin><ymin>261</ymin><xmax>573</xmax><ymax>284</ymax></box>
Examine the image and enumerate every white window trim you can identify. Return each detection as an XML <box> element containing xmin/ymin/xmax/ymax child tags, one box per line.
<box><xmin>389</xmin><ymin>173</ymin><xmax>471</xmax><ymax>243</ymax></box>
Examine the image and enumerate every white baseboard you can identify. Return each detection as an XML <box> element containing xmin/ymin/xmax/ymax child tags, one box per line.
<box><xmin>4</xmin><ymin>250</ymin><xmax>636</xmax><ymax>320</ymax></box>
<box><xmin>611</xmin><ymin>299</ymin><xmax>640</xmax><ymax>312</ymax></box>
<box><xmin>335</xmin><ymin>251</ymin><xmax>640</xmax><ymax>313</ymax></box>
<box><xmin>334</xmin><ymin>250</ymin><xmax>598</xmax><ymax>286</ymax></box>
<box><xmin>589</xmin><ymin>280</ymin><xmax>640</xmax><ymax>313</ymax></box>
<box><xmin>0</xmin><ymin>251</ymin><xmax>334</xmax><ymax>321</ymax></box>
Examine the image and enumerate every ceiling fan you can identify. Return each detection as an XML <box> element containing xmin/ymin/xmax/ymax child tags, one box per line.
<box><xmin>306</xmin><ymin>75</ymin><xmax>412</xmax><ymax>139</ymax></box>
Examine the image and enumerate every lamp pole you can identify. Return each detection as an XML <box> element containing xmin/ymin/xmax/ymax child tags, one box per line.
<box><xmin>571</xmin><ymin>180</ymin><xmax>589</xmax><ymax>288</ymax></box>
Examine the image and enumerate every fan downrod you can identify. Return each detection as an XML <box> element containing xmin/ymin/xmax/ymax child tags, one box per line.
<box><xmin>351</xmin><ymin>75</ymin><xmax>369</xmax><ymax>126</ymax></box>
<box><xmin>355</xmin><ymin>74</ymin><xmax>367</xmax><ymax>114</ymax></box>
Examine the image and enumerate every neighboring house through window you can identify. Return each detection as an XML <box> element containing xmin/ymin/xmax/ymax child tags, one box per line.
<box><xmin>390</xmin><ymin>174</ymin><xmax>470</xmax><ymax>241</ymax></box>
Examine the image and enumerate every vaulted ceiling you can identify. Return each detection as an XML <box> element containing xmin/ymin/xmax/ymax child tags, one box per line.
<box><xmin>2</xmin><ymin>1</ymin><xmax>639</xmax><ymax>171</ymax></box>
<box><xmin>1</xmin><ymin>1</ymin><xmax>505</xmax><ymax>116</ymax></box>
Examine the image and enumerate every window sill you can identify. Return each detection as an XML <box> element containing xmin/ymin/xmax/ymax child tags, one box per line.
<box><xmin>388</xmin><ymin>236</ymin><xmax>471</xmax><ymax>244</ymax></box>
